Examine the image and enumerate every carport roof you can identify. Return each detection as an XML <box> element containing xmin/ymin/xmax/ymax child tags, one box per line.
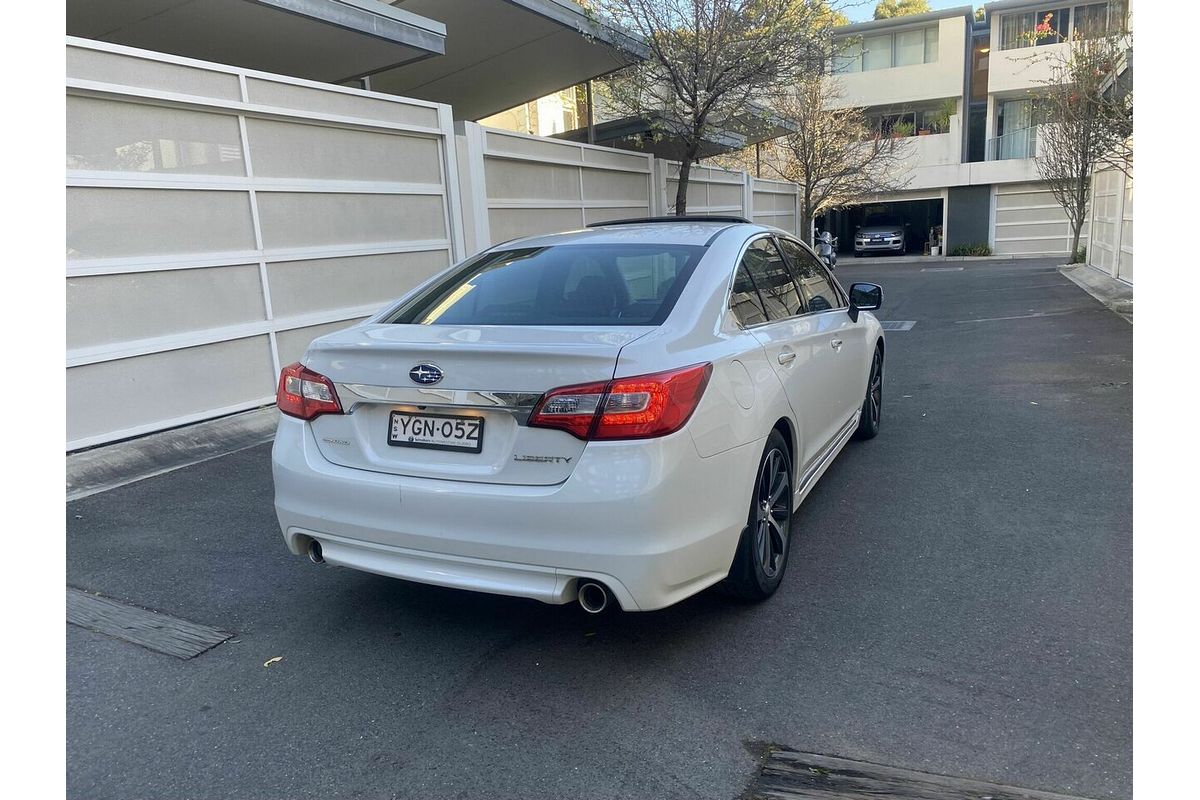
<box><xmin>66</xmin><ymin>0</ymin><xmax>646</xmax><ymax>120</ymax></box>
<box><xmin>368</xmin><ymin>1</ymin><xmax>647</xmax><ymax>120</ymax></box>
<box><xmin>66</xmin><ymin>0</ymin><xmax>448</xmax><ymax>84</ymax></box>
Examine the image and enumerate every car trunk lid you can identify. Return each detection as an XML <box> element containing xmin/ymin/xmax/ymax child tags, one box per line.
<box><xmin>303</xmin><ymin>323</ymin><xmax>652</xmax><ymax>485</ymax></box>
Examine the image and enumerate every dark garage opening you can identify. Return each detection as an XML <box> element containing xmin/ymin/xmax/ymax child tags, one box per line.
<box><xmin>817</xmin><ymin>198</ymin><xmax>944</xmax><ymax>256</ymax></box>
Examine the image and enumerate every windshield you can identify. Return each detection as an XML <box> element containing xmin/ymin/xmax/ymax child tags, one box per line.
<box><xmin>386</xmin><ymin>243</ymin><xmax>707</xmax><ymax>326</ymax></box>
<box><xmin>863</xmin><ymin>215</ymin><xmax>902</xmax><ymax>228</ymax></box>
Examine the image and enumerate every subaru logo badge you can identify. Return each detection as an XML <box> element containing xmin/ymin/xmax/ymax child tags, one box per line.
<box><xmin>409</xmin><ymin>363</ymin><xmax>443</xmax><ymax>385</ymax></box>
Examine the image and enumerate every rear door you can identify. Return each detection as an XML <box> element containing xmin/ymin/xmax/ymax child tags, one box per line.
<box><xmin>734</xmin><ymin>236</ymin><xmax>841</xmax><ymax>472</ymax></box>
<box><xmin>777</xmin><ymin>237</ymin><xmax>866</xmax><ymax>430</ymax></box>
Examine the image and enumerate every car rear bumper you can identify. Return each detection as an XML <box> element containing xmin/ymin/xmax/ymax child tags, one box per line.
<box><xmin>271</xmin><ymin>417</ymin><xmax>760</xmax><ymax>610</ymax></box>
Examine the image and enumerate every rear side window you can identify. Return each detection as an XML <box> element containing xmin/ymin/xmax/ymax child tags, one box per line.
<box><xmin>386</xmin><ymin>243</ymin><xmax>706</xmax><ymax>326</ymax></box>
<box><xmin>730</xmin><ymin>263</ymin><xmax>769</xmax><ymax>327</ymax></box>
<box><xmin>741</xmin><ymin>237</ymin><xmax>804</xmax><ymax>319</ymax></box>
<box><xmin>778</xmin><ymin>239</ymin><xmax>845</xmax><ymax>313</ymax></box>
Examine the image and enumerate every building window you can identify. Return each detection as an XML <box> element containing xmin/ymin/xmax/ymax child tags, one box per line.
<box><xmin>894</xmin><ymin>29</ymin><xmax>924</xmax><ymax>66</ymax></box>
<box><xmin>998</xmin><ymin>2</ymin><xmax>1126</xmax><ymax>50</ymax></box>
<box><xmin>925</xmin><ymin>26</ymin><xmax>940</xmax><ymax>62</ymax></box>
<box><xmin>862</xmin><ymin>33</ymin><xmax>894</xmax><ymax>71</ymax></box>
<box><xmin>832</xmin><ymin>25</ymin><xmax>939</xmax><ymax>73</ymax></box>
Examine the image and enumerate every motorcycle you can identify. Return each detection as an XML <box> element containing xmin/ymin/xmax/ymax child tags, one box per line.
<box><xmin>815</xmin><ymin>231</ymin><xmax>838</xmax><ymax>270</ymax></box>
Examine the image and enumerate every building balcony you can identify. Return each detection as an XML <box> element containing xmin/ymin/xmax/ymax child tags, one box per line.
<box><xmin>988</xmin><ymin>40</ymin><xmax>1070</xmax><ymax>94</ymax></box>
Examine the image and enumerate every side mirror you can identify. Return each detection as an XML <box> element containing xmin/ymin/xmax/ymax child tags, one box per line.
<box><xmin>848</xmin><ymin>282</ymin><xmax>883</xmax><ymax>322</ymax></box>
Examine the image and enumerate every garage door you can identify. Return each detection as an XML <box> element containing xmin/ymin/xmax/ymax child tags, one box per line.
<box><xmin>66</xmin><ymin>39</ymin><xmax>463</xmax><ymax>450</ymax></box>
<box><xmin>993</xmin><ymin>182</ymin><xmax>1087</xmax><ymax>257</ymax></box>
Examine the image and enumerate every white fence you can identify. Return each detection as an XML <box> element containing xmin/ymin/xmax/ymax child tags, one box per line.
<box><xmin>750</xmin><ymin>176</ymin><xmax>801</xmax><ymax>234</ymax></box>
<box><xmin>66</xmin><ymin>38</ymin><xmax>463</xmax><ymax>450</ymax></box>
<box><xmin>1087</xmin><ymin>166</ymin><xmax>1133</xmax><ymax>284</ymax></box>
<box><xmin>455</xmin><ymin>123</ymin><xmax>656</xmax><ymax>255</ymax></box>
<box><xmin>65</xmin><ymin>43</ymin><xmax>803</xmax><ymax>450</ymax></box>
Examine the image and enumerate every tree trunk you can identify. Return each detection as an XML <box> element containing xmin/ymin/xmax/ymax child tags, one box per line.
<box><xmin>674</xmin><ymin>156</ymin><xmax>692</xmax><ymax>216</ymax></box>
<box><xmin>1069</xmin><ymin>220</ymin><xmax>1084</xmax><ymax>264</ymax></box>
<box><xmin>800</xmin><ymin>211</ymin><xmax>813</xmax><ymax>246</ymax></box>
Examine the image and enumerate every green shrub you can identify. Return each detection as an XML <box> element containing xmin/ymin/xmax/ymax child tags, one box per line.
<box><xmin>948</xmin><ymin>243</ymin><xmax>992</xmax><ymax>257</ymax></box>
<box><xmin>1074</xmin><ymin>246</ymin><xmax>1087</xmax><ymax>263</ymax></box>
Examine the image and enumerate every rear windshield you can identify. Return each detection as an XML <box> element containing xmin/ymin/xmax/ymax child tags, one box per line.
<box><xmin>386</xmin><ymin>243</ymin><xmax>706</xmax><ymax>326</ymax></box>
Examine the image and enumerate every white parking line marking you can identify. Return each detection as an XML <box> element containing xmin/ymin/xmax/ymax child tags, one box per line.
<box><xmin>879</xmin><ymin>321</ymin><xmax>916</xmax><ymax>331</ymax></box>
<box><xmin>921</xmin><ymin>267</ymin><xmax>964</xmax><ymax>272</ymax></box>
<box><xmin>954</xmin><ymin>309</ymin><xmax>1081</xmax><ymax>324</ymax></box>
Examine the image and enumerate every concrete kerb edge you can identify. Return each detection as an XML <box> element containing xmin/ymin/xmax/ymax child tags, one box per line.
<box><xmin>67</xmin><ymin>406</ymin><xmax>280</xmax><ymax>502</ymax></box>
<box><xmin>1058</xmin><ymin>263</ymin><xmax>1133</xmax><ymax>324</ymax></box>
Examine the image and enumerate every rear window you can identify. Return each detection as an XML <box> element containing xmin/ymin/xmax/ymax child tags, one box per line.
<box><xmin>386</xmin><ymin>243</ymin><xmax>706</xmax><ymax>326</ymax></box>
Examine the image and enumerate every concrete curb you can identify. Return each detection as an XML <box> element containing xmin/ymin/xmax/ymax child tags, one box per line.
<box><xmin>848</xmin><ymin>253</ymin><xmax>1054</xmax><ymax>265</ymax></box>
<box><xmin>67</xmin><ymin>407</ymin><xmax>279</xmax><ymax>502</ymax></box>
<box><xmin>1059</xmin><ymin>264</ymin><xmax>1133</xmax><ymax>324</ymax></box>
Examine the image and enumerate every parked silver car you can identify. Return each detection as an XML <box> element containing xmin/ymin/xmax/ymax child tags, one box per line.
<box><xmin>854</xmin><ymin>215</ymin><xmax>906</xmax><ymax>257</ymax></box>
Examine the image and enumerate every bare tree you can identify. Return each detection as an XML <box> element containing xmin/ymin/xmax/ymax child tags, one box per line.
<box><xmin>592</xmin><ymin>0</ymin><xmax>835</xmax><ymax>215</ymax></box>
<box><xmin>756</xmin><ymin>75</ymin><xmax>913</xmax><ymax>243</ymax></box>
<box><xmin>1034</xmin><ymin>26</ymin><xmax>1132</xmax><ymax>262</ymax></box>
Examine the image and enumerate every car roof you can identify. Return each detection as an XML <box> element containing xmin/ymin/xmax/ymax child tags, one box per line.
<box><xmin>493</xmin><ymin>220</ymin><xmax>776</xmax><ymax>249</ymax></box>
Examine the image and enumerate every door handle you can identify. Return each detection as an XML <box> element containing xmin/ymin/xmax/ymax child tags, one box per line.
<box><xmin>777</xmin><ymin>352</ymin><xmax>796</xmax><ymax>365</ymax></box>
<box><xmin>830</xmin><ymin>339</ymin><xmax>843</xmax><ymax>350</ymax></box>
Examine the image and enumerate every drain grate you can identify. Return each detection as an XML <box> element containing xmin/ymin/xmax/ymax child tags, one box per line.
<box><xmin>751</xmin><ymin>749</ymin><xmax>1094</xmax><ymax>800</ymax></box>
<box><xmin>67</xmin><ymin>588</ymin><xmax>232</xmax><ymax>659</ymax></box>
<box><xmin>880</xmin><ymin>320</ymin><xmax>916</xmax><ymax>331</ymax></box>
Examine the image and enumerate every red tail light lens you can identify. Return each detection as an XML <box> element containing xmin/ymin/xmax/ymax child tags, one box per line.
<box><xmin>528</xmin><ymin>363</ymin><xmax>712</xmax><ymax>441</ymax></box>
<box><xmin>276</xmin><ymin>363</ymin><xmax>343</xmax><ymax>421</ymax></box>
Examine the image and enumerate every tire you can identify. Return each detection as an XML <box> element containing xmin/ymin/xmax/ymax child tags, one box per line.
<box><xmin>854</xmin><ymin>251</ymin><xmax>863</xmax><ymax>258</ymax></box>
<box><xmin>854</xmin><ymin>345</ymin><xmax>884</xmax><ymax>441</ymax></box>
<box><xmin>722</xmin><ymin>429</ymin><xmax>793</xmax><ymax>601</ymax></box>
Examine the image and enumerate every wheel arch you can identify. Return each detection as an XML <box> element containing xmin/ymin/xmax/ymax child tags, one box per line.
<box><xmin>771</xmin><ymin>416</ymin><xmax>797</xmax><ymax>482</ymax></box>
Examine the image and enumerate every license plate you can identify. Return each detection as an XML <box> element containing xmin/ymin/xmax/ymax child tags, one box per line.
<box><xmin>388</xmin><ymin>411</ymin><xmax>483</xmax><ymax>453</ymax></box>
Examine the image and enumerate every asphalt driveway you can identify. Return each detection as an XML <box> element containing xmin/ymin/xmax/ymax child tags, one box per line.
<box><xmin>66</xmin><ymin>257</ymin><xmax>1132</xmax><ymax>800</ymax></box>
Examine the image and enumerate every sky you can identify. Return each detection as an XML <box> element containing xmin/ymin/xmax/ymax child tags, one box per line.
<box><xmin>841</xmin><ymin>0</ymin><xmax>976</xmax><ymax>24</ymax></box>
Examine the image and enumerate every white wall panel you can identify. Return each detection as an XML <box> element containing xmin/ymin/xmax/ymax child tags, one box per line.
<box><xmin>67</xmin><ymin>337</ymin><xmax>276</xmax><ymax>448</ymax></box>
<box><xmin>67</xmin><ymin>95</ymin><xmax>246</xmax><ymax>175</ymax></box>
<box><xmin>67</xmin><ymin>187</ymin><xmax>258</xmax><ymax>260</ymax></box>
<box><xmin>244</xmin><ymin>119</ymin><xmax>442</xmax><ymax>183</ymax></box>
<box><xmin>67</xmin><ymin>265</ymin><xmax>265</xmax><ymax>349</ymax></box>
<box><xmin>266</xmin><ymin>251</ymin><xmax>448</xmax><ymax>318</ymax></box>
<box><xmin>65</xmin><ymin>38</ymin><xmax>460</xmax><ymax>449</ymax></box>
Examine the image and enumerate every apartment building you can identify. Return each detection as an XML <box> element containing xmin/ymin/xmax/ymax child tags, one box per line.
<box><xmin>821</xmin><ymin>1</ymin><xmax>1129</xmax><ymax>258</ymax></box>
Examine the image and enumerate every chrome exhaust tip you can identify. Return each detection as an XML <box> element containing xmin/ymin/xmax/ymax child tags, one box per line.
<box><xmin>577</xmin><ymin>581</ymin><xmax>609</xmax><ymax>614</ymax></box>
<box><xmin>307</xmin><ymin>540</ymin><xmax>325</xmax><ymax>564</ymax></box>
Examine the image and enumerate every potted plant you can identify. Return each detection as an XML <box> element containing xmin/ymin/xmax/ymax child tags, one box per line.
<box><xmin>931</xmin><ymin>99</ymin><xmax>956</xmax><ymax>134</ymax></box>
<box><xmin>891</xmin><ymin>121</ymin><xmax>914</xmax><ymax>138</ymax></box>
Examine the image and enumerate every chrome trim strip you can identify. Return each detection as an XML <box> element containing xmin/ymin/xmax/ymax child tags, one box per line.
<box><xmin>796</xmin><ymin>414</ymin><xmax>859</xmax><ymax>497</ymax></box>
<box><xmin>334</xmin><ymin>383</ymin><xmax>542</xmax><ymax>422</ymax></box>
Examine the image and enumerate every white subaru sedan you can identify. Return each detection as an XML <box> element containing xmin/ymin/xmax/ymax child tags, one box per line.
<box><xmin>272</xmin><ymin>218</ymin><xmax>884</xmax><ymax>612</ymax></box>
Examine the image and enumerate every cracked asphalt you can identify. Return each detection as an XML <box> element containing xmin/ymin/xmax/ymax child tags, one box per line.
<box><xmin>67</xmin><ymin>257</ymin><xmax>1131</xmax><ymax>800</ymax></box>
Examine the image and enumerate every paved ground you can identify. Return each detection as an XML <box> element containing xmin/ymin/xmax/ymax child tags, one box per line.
<box><xmin>66</xmin><ymin>257</ymin><xmax>1132</xmax><ymax>800</ymax></box>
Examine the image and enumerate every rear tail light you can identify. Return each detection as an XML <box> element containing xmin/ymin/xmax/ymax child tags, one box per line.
<box><xmin>277</xmin><ymin>363</ymin><xmax>342</xmax><ymax>421</ymax></box>
<box><xmin>529</xmin><ymin>363</ymin><xmax>712</xmax><ymax>441</ymax></box>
